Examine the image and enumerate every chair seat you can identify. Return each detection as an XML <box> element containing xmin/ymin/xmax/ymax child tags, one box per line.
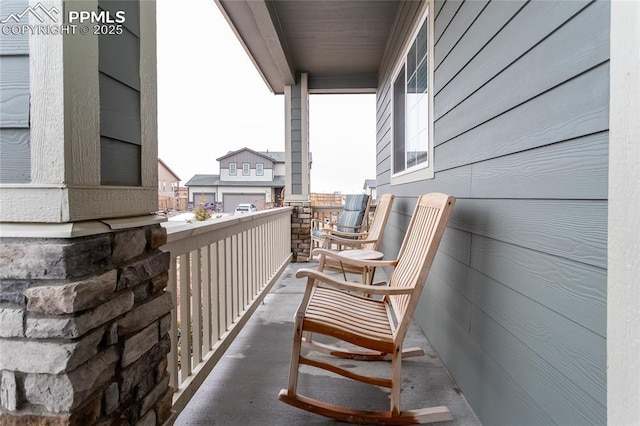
<box><xmin>304</xmin><ymin>287</ymin><xmax>394</xmax><ymax>354</ymax></box>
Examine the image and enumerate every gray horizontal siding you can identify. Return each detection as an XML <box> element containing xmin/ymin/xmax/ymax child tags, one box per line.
<box><xmin>0</xmin><ymin>128</ymin><xmax>30</xmax><ymax>183</ymax></box>
<box><xmin>99</xmin><ymin>73</ymin><xmax>141</xmax><ymax>146</ymax></box>
<box><xmin>0</xmin><ymin>55</ymin><xmax>29</xmax><ymax>127</ymax></box>
<box><xmin>98</xmin><ymin>0</ymin><xmax>141</xmax><ymax>186</ymax></box>
<box><xmin>0</xmin><ymin>0</ymin><xmax>29</xmax><ymax>55</ymax></box>
<box><xmin>219</xmin><ymin>151</ymin><xmax>275</xmax><ymax>169</ymax></box>
<box><xmin>376</xmin><ymin>1</ymin><xmax>609</xmax><ymax>424</ymax></box>
<box><xmin>100</xmin><ymin>137</ymin><xmax>141</xmax><ymax>186</ymax></box>
<box><xmin>99</xmin><ymin>29</ymin><xmax>140</xmax><ymax>90</ymax></box>
<box><xmin>0</xmin><ymin>0</ymin><xmax>30</xmax><ymax>183</ymax></box>
<box><xmin>98</xmin><ymin>0</ymin><xmax>140</xmax><ymax>36</ymax></box>
<box><xmin>435</xmin><ymin>62</ymin><xmax>610</xmax><ymax>170</ymax></box>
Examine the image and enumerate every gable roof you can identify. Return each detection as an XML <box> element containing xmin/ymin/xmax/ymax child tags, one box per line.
<box><xmin>258</xmin><ymin>151</ymin><xmax>285</xmax><ymax>162</ymax></box>
<box><xmin>216</xmin><ymin>147</ymin><xmax>285</xmax><ymax>163</ymax></box>
<box><xmin>158</xmin><ymin>158</ymin><xmax>181</xmax><ymax>181</ymax></box>
<box><xmin>184</xmin><ymin>174</ymin><xmax>220</xmax><ymax>186</ymax></box>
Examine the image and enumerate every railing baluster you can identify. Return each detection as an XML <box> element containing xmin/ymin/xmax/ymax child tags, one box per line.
<box><xmin>242</xmin><ymin>230</ymin><xmax>248</xmax><ymax>308</ymax></box>
<box><xmin>202</xmin><ymin>245</ymin><xmax>211</xmax><ymax>352</ymax></box>
<box><xmin>192</xmin><ymin>249</ymin><xmax>202</xmax><ymax>365</ymax></box>
<box><xmin>225</xmin><ymin>237</ymin><xmax>233</xmax><ymax>329</ymax></box>
<box><xmin>210</xmin><ymin>242</ymin><xmax>219</xmax><ymax>343</ymax></box>
<box><xmin>179</xmin><ymin>253</ymin><xmax>191</xmax><ymax>381</ymax></box>
<box><xmin>168</xmin><ymin>257</ymin><xmax>179</xmax><ymax>390</ymax></box>
<box><xmin>232</xmin><ymin>234</ymin><xmax>239</xmax><ymax>317</ymax></box>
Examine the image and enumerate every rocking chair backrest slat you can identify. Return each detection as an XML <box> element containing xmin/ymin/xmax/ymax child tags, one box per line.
<box><xmin>388</xmin><ymin>193</ymin><xmax>455</xmax><ymax>340</ymax></box>
<box><xmin>362</xmin><ymin>194</ymin><xmax>394</xmax><ymax>251</ymax></box>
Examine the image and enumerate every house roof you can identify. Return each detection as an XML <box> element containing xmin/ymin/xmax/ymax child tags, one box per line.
<box><xmin>215</xmin><ymin>0</ymin><xmax>400</xmax><ymax>94</ymax></box>
<box><xmin>258</xmin><ymin>151</ymin><xmax>285</xmax><ymax>162</ymax></box>
<box><xmin>363</xmin><ymin>179</ymin><xmax>376</xmax><ymax>189</ymax></box>
<box><xmin>184</xmin><ymin>174</ymin><xmax>220</xmax><ymax>186</ymax></box>
<box><xmin>185</xmin><ymin>174</ymin><xmax>285</xmax><ymax>188</ymax></box>
<box><xmin>216</xmin><ymin>147</ymin><xmax>285</xmax><ymax>163</ymax></box>
<box><xmin>158</xmin><ymin>158</ymin><xmax>181</xmax><ymax>181</ymax></box>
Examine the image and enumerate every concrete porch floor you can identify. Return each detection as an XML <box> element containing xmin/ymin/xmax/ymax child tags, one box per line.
<box><xmin>175</xmin><ymin>262</ymin><xmax>480</xmax><ymax>425</ymax></box>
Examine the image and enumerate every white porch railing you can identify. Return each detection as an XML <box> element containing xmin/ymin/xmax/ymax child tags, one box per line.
<box><xmin>161</xmin><ymin>207</ymin><xmax>293</xmax><ymax>416</ymax></box>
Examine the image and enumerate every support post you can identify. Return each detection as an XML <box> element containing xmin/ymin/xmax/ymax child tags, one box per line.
<box><xmin>284</xmin><ymin>73</ymin><xmax>311</xmax><ymax>261</ymax></box>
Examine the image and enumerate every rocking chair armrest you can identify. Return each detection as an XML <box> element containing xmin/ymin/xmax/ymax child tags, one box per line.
<box><xmin>325</xmin><ymin>229</ymin><xmax>369</xmax><ymax>239</ymax></box>
<box><xmin>332</xmin><ymin>223</ymin><xmax>364</xmax><ymax>232</ymax></box>
<box><xmin>321</xmin><ymin>234</ymin><xmax>378</xmax><ymax>248</ymax></box>
<box><xmin>295</xmin><ymin>268</ymin><xmax>412</xmax><ymax>296</ymax></box>
<box><xmin>311</xmin><ymin>248</ymin><xmax>398</xmax><ymax>269</ymax></box>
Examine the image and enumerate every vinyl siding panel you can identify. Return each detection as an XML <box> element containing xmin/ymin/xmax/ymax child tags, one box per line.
<box><xmin>0</xmin><ymin>0</ymin><xmax>30</xmax><ymax>183</ymax></box>
<box><xmin>375</xmin><ymin>1</ymin><xmax>609</xmax><ymax>424</ymax></box>
<box><xmin>0</xmin><ymin>0</ymin><xmax>29</xmax><ymax>54</ymax></box>
<box><xmin>100</xmin><ymin>137</ymin><xmax>141</xmax><ymax>186</ymax></box>
<box><xmin>219</xmin><ymin>151</ymin><xmax>275</xmax><ymax>169</ymax></box>
<box><xmin>290</xmin><ymin>77</ymin><xmax>303</xmax><ymax>192</ymax></box>
<box><xmin>0</xmin><ymin>128</ymin><xmax>30</xmax><ymax>183</ymax></box>
<box><xmin>98</xmin><ymin>0</ymin><xmax>141</xmax><ymax>186</ymax></box>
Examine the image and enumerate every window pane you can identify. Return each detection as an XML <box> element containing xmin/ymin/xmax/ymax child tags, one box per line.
<box><xmin>407</xmin><ymin>39</ymin><xmax>417</xmax><ymax>78</ymax></box>
<box><xmin>393</xmin><ymin>67</ymin><xmax>406</xmax><ymax>174</ymax></box>
<box><xmin>416</xmin><ymin>60</ymin><xmax>428</xmax><ymax>93</ymax></box>
<box><xmin>417</xmin><ymin>20</ymin><xmax>427</xmax><ymax>61</ymax></box>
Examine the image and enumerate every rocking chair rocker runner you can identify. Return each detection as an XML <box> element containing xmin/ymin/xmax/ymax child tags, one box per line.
<box><xmin>279</xmin><ymin>193</ymin><xmax>456</xmax><ymax>425</ymax></box>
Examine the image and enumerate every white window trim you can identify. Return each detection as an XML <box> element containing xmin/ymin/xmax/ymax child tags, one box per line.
<box><xmin>256</xmin><ymin>162</ymin><xmax>264</xmax><ymax>176</ymax></box>
<box><xmin>391</xmin><ymin>1</ymin><xmax>435</xmax><ymax>185</ymax></box>
<box><xmin>242</xmin><ymin>162</ymin><xmax>250</xmax><ymax>176</ymax></box>
<box><xmin>229</xmin><ymin>162</ymin><xmax>237</xmax><ymax>175</ymax></box>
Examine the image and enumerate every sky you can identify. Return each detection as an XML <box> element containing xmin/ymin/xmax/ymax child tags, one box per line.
<box><xmin>156</xmin><ymin>0</ymin><xmax>377</xmax><ymax>194</ymax></box>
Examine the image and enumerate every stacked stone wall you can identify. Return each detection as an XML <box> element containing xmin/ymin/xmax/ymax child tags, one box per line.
<box><xmin>0</xmin><ymin>224</ymin><xmax>173</xmax><ymax>425</ymax></box>
<box><xmin>286</xmin><ymin>202</ymin><xmax>311</xmax><ymax>262</ymax></box>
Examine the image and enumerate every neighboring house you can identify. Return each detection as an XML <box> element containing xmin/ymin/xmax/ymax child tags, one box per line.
<box><xmin>362</xmin><ymin>179</ymin><xmax>376</xmax><ymax>201</ymax></box>
<box><xmin>185</xmin><ymin>148</ymin><xmax>285</xmax><ymax>212</ymax></box>
<box><xmin>158</xmin><ymin>159</ymin><xmax>187</xmax><ymax>211</ymax></box>
<box><xmin>218</xmin><ymin>1</ymin><xmax>638</xmax><ymax>425</ymax></box>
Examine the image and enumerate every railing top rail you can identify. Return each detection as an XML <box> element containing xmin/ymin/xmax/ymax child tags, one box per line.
<box><xmin>162</xmin><ymin>207</ymin><xmax>293</xmax><ymax>255</ymax></box>
<box><xmin>163</xmin><ymin>207</ymin><xmax>292</xmax><ymax>244</ymax></box>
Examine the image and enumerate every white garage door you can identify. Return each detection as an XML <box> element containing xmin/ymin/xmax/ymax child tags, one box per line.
<box><xmin>223</xmin><ymin>193</ymin><xmax>264</xmax><ymax>213</ymax></box>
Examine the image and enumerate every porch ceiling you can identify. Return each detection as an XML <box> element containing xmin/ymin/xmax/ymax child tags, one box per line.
<box><xmin>215</xmin><ymin>0</ymin><xmax>400</xmax><ymax>94</ymax></box>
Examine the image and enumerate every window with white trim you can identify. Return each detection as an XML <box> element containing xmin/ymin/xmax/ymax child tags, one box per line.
<box><xmin>242</xmin><ymin>162</ymin><xmax>250</xmax><ymax>176</ymax></box>
<box><xmin>392</xmin><ymin>7</ymin><xmax>434</xmax><ymax>183</ymax></box>
<box><xmin>256</xmin><ymin>163</ymin><xmax>264</xmax><ymax>176</ymax></box>
<box><xmin>229</xmin><ymin>162</ymin><xmax>237</xmax><ymax>176</ymax></box>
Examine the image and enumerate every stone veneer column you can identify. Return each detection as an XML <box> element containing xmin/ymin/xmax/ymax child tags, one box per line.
<box><xmin>286</xmin><ymin>201</ymin><xmax>311</xmax><ymax>262</ymax></box>
<box><xmin>0</xmin><ymin>224</ymin><xmax>173</xmax><ymax>425</ymax></box>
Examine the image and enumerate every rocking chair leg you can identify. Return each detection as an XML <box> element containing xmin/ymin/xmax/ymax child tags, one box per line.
<box><xmin>287</xmin><ymin>316</ymin><xmax>304</xmax><ymax>395</ymax></box>
<box><xmin>390</xmin><ymin>346</ymin><xmax>402</xmax><ymax>416</ymax></box>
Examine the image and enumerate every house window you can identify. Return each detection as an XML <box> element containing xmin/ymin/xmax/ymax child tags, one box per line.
<box><xmin>256</xmin><ymin>163</ymin><xmax>264</xmax><ymax>176</ymax></box>
<box><xmin>242</xmin><ymin>163</ymin><xmax>250</xmax><ymax>176</ymax></box>
<box><xmin>392</xmin><ymin>7</ymin><xmax>434</xmax><ymax>183</ymax></box>
<box><xmin>229</xmin><ymin>162</ymin><xmax>237</xmax><ymax>176</ymax></box>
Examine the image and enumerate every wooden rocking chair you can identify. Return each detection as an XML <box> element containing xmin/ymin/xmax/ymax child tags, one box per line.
<box><xmin>311</xmin><ymin>193</ymin><xmax>371</xmax><ymax>250</ymax></box>
<box><xmin>279</xmin><ymin>193</ymin><xmax>456</xmax><ymax>424</ymax></box>
<box><xmin>317</xmin><ymin>193</ymin><xmax>394</xmax><ymax>280</ymax></box>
